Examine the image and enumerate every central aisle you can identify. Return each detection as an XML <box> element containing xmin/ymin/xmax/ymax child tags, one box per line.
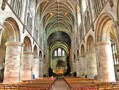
<box><xmin>50</xmin><ymin>78</ymin><xmax>70</xmax><ymax>90</ymax></box>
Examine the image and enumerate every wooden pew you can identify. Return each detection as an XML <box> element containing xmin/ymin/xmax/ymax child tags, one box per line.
<box><xmin>65</xmin><ymin>77</ymin><xmax>119</xmax><ymax>90</ymax></box>
<box><xmin>19</xmin><ymin>77</ymin><xmax>56</xmax><ymax>90</ymax></box>
<box><xmin>64</xmin><ymin>77</ymin><xmax>97</xmax><ymax>90</ymax></box>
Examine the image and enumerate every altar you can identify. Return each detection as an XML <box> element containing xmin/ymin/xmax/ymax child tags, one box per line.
<box><xmin>55</xmin><ymin>67</ymin><xmax>64</xmax><ymax>76</ymax></box>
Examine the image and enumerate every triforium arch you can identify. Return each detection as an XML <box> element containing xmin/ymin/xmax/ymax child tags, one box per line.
<box><xmin>22</xmin><ymin>36</ymin><xmax>33</xmax><ymax>80</ymax></box>
<box><xmin>95</xmin><ymin>13</ymin><xmax>117</xmax><ymax>81</ymax></box>
<box><xmin>0</xmin><ymin>17</ymin><xmax>21</xmax><ymax>83</ymax></box>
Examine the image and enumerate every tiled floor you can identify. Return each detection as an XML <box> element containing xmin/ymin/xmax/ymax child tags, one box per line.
<box><xmin>51</xmin><ymin>79</ymin><xmax>70</xmax><ymax>90</ymax></box>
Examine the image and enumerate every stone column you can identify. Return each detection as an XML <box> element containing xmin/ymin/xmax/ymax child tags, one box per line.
<box><xmin>81</xmin><ymin>56</ymin><xmax>87</xmax><ymax>77</ymax></box>
<box><xmin>32</xmin><ymin>57</ymin><xmax>39</xmax><ymax>78</ymax></box>
<box><xmin>4</xmin><ymin>42</ymin><xmax>22</xmax><ymax>83</ymax></box>
<box><xmin>76</xmin><ymin>60</ymin><xmax>80</xmax><ymax>77</ymax></box>
<box><xmin>96</xmin><ymin>41</ymin><xmax>116</xmax><ymax>82</ymax></box>
<box><xmin>46</xmin><ymin>47</ymin><xmax>50</xmax><ymax>76</ymax></box>
<box><xmin>86</xmin><ymin>51</ymin><xmax>97</xmax><ymax>79</ymax></box>
<box><xmin>70</xmin><ymin>48</ymin><xmax>73</xmax><ymax>72</ymax></box>
<box><xmin>78</xmin><ymin>56</ymin><xmax>85</xmax><ymax>77</ymax></box>
<box><xmin>39</xmin><ymin>60</ymin><xmax>43</xmax><ymax>77</ymax></box>
<box><xmin>21</xmin><ymin>52</ymin><xmax>33</xmax><ymax>80</ymax></box>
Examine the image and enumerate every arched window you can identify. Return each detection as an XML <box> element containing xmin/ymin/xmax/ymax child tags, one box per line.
<box><xmin>54</xmin><ymin>50</ymin><xmax>58</xmax><ymax>56</ymax></box>
<box><xmin>58</xmin><ymin>48</ymin><xmax>61</xmax><ymax>56</ymax></box>
<box><xmin>62</xmin><ymin>50</ymin><xmax>65</xmax><ymax>56</ymax></box>
<box><xmin>53</xmin><ymin>48</ymin><xmax>66</xmax><ymax>57</ymax></box>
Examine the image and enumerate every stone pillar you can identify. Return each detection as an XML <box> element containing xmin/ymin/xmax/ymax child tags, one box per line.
<box><xmin>70</xmin><ymin>48</ymin><xmax>73</xmax><ymax>72</ymax></box>
<box><xmin>21</xmin><ymin>52</ymin><xmax>33</xmax><ymax>80</ymax></box>
<box><xmin>81</xmin><ymin>56</ymin><xmax>87</xmax><ymax>77</ymax></box>
<box><xmin>39</xmin><ymin>60</ymin><xmax>43</xmax><ymax>77</ymax></box>
<box><xmin>46</xmin><ymin>47</ymin><xmax>50</xmax><ymax>76</ymax></box>
<box><xmin>96</xmin><ymin>41</ymin><xmax>116</xmax><ymax>82</ymax></box>
<box><xmin>76</xmin><ymin>60</ymin><xmax>80</xmax><ymax>77</ymax></box>
<box><xmin>32</xmin><ymin>57</ymin><xmax>39</xmax><ymax>78</ymax></box>
<box><xmin>4</xmin><ymin>42</ymin><xmax>22</xmax><ymax>83</ymax></box>
<box><xmin>86</xmin><ymin>51</ymin><xmax>97</xmax><ymax>79</ymax></box>
<box><xmin>78</xmin><ymin>56</ymin><xmax>85</xmax><ymax>77</ymax></box>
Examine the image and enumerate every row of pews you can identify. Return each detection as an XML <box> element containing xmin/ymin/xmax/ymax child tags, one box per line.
<box><xmin>64</xmin><ymin>77</ymin><xmax>119</xmax><ymax>90</ymax></box>
<box><xmin>0</xmin><ymin>77</ymin><xmax>119</xmax><ymax>90</ymax></box>
<box><xmin>0</xmin><ymin>77</ymin><xmax>56</xmax><ymax>90</ymax></box>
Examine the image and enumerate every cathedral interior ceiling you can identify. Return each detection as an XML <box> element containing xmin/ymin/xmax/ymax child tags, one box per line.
<box><xmin>37</xmin><ymin>0</ymin><xmax>79</xmax><ymax>49</ymax></box>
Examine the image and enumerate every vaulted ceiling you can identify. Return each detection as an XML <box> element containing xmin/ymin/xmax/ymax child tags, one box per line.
<box><xmin>36</xmin><ymin>0</ymin><xmax>80</xmax><ymax>50</ymax></box>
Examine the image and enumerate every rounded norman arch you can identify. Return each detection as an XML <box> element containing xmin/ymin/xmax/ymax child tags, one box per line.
<box><xmin>86</xmin><ymin>35</ymin><xmax>94</xmax><ymax>52</ymax></box>
<box><xmin>96</xmin><ymin>13</ymin><xmax>115</xmax><ymax>42</ymax></box>
<box><xmin>2</xmin><ymin>17</ymin><xmax>20</xmax><ymax>42</ymax></box>
<box><xmin>23</xmin><ymin>36</ymin><xmax>32</xmax><ymax>52</ymax></box>
<box><xmin>0</xmin><ymin>17</ymin><xmax>20</xmax><ymax>82</ymax></box>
